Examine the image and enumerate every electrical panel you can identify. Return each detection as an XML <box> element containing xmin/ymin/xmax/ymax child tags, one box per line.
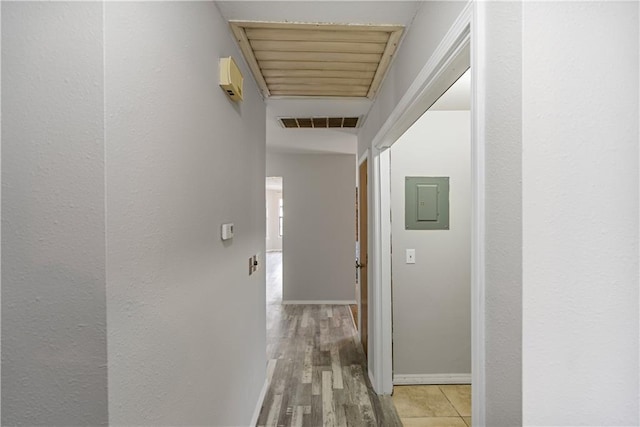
<box><xmin>405</xmin><ymin>177</ymin><xmax>450</xmax><ymax>230</ymax></box>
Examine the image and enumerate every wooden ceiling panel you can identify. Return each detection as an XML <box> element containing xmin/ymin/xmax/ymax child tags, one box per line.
<box><xmin>268</xmin><ymin>84</ymin><xmax>370</xmax><ymax>92</ymax></box>
<box><xmin>245</xmin><ymin>28</ymin><xmax>390</xmax><ymax>43</ymax></box>
<box><xmin>258</xmin><ymin>61</ymin><xmax>379</xmax><ymax>72</ymax></box>
<box><xmin>250</xmin><ymin>40</ymin><xmax>387</xmax><ymax>54</ymax></box>
<box><xmin>253</xmin><ymin>51</ymin><xmax>381</xmax><ymax>63</ymax></box>
<box><xmin>265</xmin><ymin>77</ymin><xmax>372</xmax><ymax>86</ymax></box>
<box><xmin>262</xmin><ymin>69</ymin><xmax>376</xmax><ymax>79</ymax></box>
<box><xmin>270</xmin><ymin>89</ymin><xmax>368</xmax><ymax>97</ymax></box>
<box><xmin>230</xmin><ymin>21</ymin><xmax>403</xmax><ymax>98</ymax></box>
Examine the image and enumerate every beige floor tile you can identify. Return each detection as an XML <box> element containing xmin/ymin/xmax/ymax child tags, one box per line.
<box><xmin>392</xmin><ymin>385</ymin><xmax>458</xmax><ymax>418</ymax></box>
<box><xmin>463</xmin><ymin>416</ymin><xmax>471</xmax><ymax>426</ymax></box>
<box><xmin>401</xmin><ymin>417</ymin><xmax>468</xmax><ymax>427</ymax></box>
<box><xmin>439</xmin><ymin>385</ymin><xmax>471</xmax><ymax>417</ymax></box>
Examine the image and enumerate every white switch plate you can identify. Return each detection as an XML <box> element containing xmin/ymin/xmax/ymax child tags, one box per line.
<box><xmin>406</xmin><ymin>249</ymin><xmax>416</xmax><ymax>264</ymax></box>
<box><xmin>221</xmin><ymin>223</ymin><xmax>234</xmax><ymax>240</ymax></box>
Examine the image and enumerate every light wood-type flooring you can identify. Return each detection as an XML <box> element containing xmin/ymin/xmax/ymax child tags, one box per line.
<box><xmin>258</xmin><ymin>252</ymin><xmax>402</xmax><ymax>427</ymax></box>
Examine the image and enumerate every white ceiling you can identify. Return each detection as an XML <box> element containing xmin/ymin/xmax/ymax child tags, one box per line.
<box><xmin>429</xmin><ymin>68</ymin><xmax>470</xmax><ymax>111</ymax></box>
<box><xmin>216</xmin><ymin>1</ymin><xmax>422</xmax><ymax>154</ymax></box>
<box><xmin>216</xmin><ymin>2</ymin><xmax>421</xmax><ymax>27</ymax></box>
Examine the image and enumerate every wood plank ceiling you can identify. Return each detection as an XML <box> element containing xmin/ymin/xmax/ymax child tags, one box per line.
<box><xmin>230</xmin><ymin>21</ymin><xmax>404</xmax><ymax>98</ymax></box>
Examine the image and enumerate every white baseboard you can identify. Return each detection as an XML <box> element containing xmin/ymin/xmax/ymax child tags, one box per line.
<box><xmin>393</xmin><ymin>373</ymin><xmax>472</xmax><ymax>385</ymax></box>
<box><xmin>368</xmin><ymin>368</ymin><xmax>377</xmax><ymax>392</ymax></box>
<box><xmin>250</xmin><ymin>360</ymin><xmax>278</xmax><ymax>426</ymax></box>
<box><xmin>249</xmin><ymin>375</ymin><xmax>270</xmax><ymax>427</ymax></box>
<box><xmin>282</xmin><ymin>300</ymin><xmax>357</xmax><ymax>305</ymax></box>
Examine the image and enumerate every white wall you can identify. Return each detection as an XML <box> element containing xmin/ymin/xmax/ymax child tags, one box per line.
<box><xmin>105</xmin><ymin>2</ymin><xmax>266</xmax><ymax>426</ymax></box>
<box><xmin>390</xmin><ymin>111</ymin><xmax>471</xmax><ymax>378</ymax></box>
<box><xmin>267</xmin><ymin>153</ymin><xmax>356</xmax><ymax>302</ymax></box>
<box><xmin>522</xmin><ymin>2</ymin><xmax>639</xmax><ymax>425</ymax></box>
<box><xmin>481</xmin><ymin>2</ymin><xmax>523</xmax><ymax>425</ymax></box>
<box><xmin>2</xmin><ymin>3</ymin><xmax>108</xmax><ymax>425</ymax></box>
<box><xmin>266</xmin><ymin>189</ymin><xmax>283</xmax><ymax>251</ymax></box>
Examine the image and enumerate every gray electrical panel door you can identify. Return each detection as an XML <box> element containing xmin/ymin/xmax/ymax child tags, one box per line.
<box><xmin>405</xmin><ymin>176</ymin><xmax>449</xmax><ymax>230</ymax></box>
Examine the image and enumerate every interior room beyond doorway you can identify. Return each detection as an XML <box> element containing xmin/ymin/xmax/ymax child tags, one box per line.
<box><xmin>389</xmin><ymin>69</ymin><xmax>472</xmax><ymax>427</ymax></box>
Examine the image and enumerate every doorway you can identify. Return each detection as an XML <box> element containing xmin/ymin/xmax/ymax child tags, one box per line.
<box><xmin>357</xmin><ymin>158</ymin><xmax>368</xmax><ymax>359</ymax></box>
<box><xmin>265</xmin><ymin>177</ymin><xmax>283</xmax><ymax>311</ymax></box>
<box><xmin>389</xmin><ymin>69</ymin><xmax>472</xmax><ymax>426</ymax></box>
<box><xmin>366</xmin><ymin>6</ymin><xmax>483</xmax><ymax>422</ymax></box>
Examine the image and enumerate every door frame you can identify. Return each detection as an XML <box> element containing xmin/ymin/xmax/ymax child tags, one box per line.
<box><xmin>356</xmin><ymin>150</ymin><xmax>368</xmax><ymax>345</ymax></box>
<box><xmin>368</xmin><ymin>1</ymin><xmax>486</xmax><ymax>424</ymax></box>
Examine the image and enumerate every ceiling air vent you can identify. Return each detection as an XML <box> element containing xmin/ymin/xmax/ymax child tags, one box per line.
<box><xmin>279</xmin><ymin>117</ymin><xmax>360</xmax><ymax>129</ymax></box>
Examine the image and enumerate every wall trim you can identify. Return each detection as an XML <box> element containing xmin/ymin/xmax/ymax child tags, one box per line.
<box><xmin>281</xmin><ymin>300</ymin><xmax>357</xmax><ymax>305</ymax></box>
<box><xmin>249</xmin><ymin>376</ymin><xmax>270</xmax><ymax>427</ymax></box>
<box><xmin>470</xmin><ymin>2</ymin><xmax>487</xmax><ymax>425</ymax></box>
<box><xmin>394</xmin><ymin>374</ymin><xmax>472</xmax><ymax>385</ymax></box>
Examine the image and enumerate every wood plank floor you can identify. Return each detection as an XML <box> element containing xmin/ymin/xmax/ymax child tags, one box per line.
<box><xmin>258</xmin><ymin>252</ymin><xmax>401</xmax><ymax>427</ymax></box>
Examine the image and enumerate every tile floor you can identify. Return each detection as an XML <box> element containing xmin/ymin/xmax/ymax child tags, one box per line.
<box><xmin>392</xmin><ymin>384</ymin><xmax>471</xmax><ymax>427</ymax></box>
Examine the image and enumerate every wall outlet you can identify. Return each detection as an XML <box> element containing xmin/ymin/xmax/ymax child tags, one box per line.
<box><xmin>406</xmin><ymin>249</ymin><xmax>416</xmax><ymax>264</ymax></box>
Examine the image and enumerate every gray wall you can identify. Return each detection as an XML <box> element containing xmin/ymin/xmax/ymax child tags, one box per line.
<box><xmin>2</xmin><ymin>2</ymin><xmax>108</xmax><ymax>425</ymax></box>
<box><xmin>267</xmin><ymin>153</ymin><xmax>356</xmax><ymax>302</ymax></box>
<box><xmin>2</xmin><ymin>2</ymin><xmax>268</xmax><ymax>426</ymax></box>
<box><xmin>105</xmin><ymin>2</ymin><xmax>266</xmax><ymax>425</ymax></box>
<box><xmin>358</xmin><ymin>1</ymin><xmax>468</xmax><ymax>157</ymax></box>
<box><xmin>2</xmin><ymin>3</ymin><xmax>108</xmax><ymax>425</ymax></box>
<box><xmin>390</xmin><ymin>111</ymin><xmax>471</xmax><ymax>378</ymax></box>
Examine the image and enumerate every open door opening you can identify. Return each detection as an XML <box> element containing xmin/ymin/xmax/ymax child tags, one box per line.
<box><xmin>388</xmin><ymin>69</ymin><xmax>472</xmax><ymax>424</ymax></box>
<box><xmin>265</xmin><ymin>176</ymin><xmax>283</xmax><ymax>330</ymax></box>
<box><xmin>358</xmin><ymin>159</ymin><xmax>368</xmax><ymax>359</ymax></box>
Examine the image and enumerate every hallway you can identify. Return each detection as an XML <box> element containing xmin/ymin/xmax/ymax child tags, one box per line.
<box><xmin>258</xmin><ymin>253</ymin><xmax>401</xmax><ymax>426</ymax></box>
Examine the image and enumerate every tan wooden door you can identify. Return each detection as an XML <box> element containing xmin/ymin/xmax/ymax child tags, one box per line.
<box><xmin>358</xmin><ymin>159</ymin><xmax>368</xmax><ymax>359</ymax></box>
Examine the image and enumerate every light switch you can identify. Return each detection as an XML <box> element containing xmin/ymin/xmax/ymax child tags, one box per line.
<box><xmin>406</xmin><ymin>249</ymin><xmax>416</xmax><ymax>264</ymax></box>
<box><xmin>221</xmin><ymin>223</ymin><xmax>234</xmax><ymax>240</ymax></box>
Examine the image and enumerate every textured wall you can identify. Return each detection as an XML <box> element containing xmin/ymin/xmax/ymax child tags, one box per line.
<box><xmin>482</xmin><ymin>2</ymin><xmax>523</xmax><ymax>425</ymax></box>
<box><xmin>522</xmin><ymin>2</ymin><xmax>639</xmax><ymax>425</ymax></box>
<box><xmin>1</xmin><ymin>3</ymin><xmax>108</xmax><ymax>425</ymax></box>
<box><xmin>267</xmin><ymin>153</ymin><xmax>356</xmax><ymax>302</ymax></box>
<box><xmin>104</xmin><ymin>2</ymin><xmax>266</xmax><ymax>425</ymax></box>
<box><xmin>390</xmin><ymin>111</ymin><xmax>471</xmax><ymax>378</ymax></box>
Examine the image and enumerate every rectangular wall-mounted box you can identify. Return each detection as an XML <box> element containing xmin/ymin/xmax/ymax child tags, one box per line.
<box><xmin>405</xmin><ymin>176</ymin><xmax>449</xmax><ymax>230</ymax></box>
<box><xmin>219</xmin><ymin>57</ymin><xmax>244</xmax><ymax>101</ymax></box>
<box><xmin>221</xmin><ymin>223</ymin><xmax>234</xmax><ymax>240</ymax></box>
